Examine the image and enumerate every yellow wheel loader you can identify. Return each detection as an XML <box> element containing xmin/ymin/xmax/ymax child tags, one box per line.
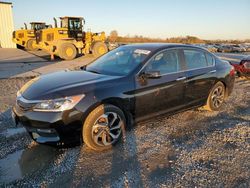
<box><xmin>12</xmin><ymin>22</ymin><xmax>49</xmax><ymax>51</ymax></box>
<box><xmin>35</xmin><ymin>17</ymin><xmax>108</xmax><ymax>60</ymax></box>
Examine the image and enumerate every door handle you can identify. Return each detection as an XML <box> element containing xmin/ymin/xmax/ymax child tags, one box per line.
<box><xmin>209</xmin><ymin>70</ymin><xmax>216</xmax><ymax>73</ymax></box>
<box><xmin>176</xmin><ymin>76</ymin><xmax>186</xmax><ymax>81</ymax></box>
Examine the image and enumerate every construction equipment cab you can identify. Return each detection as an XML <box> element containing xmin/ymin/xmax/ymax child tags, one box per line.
<box><xmin>35</xmin><ymin>16</ymin><xmax>108</xmax><ymax>60</ymax></box>
<box><xmin>12</xmin><ymin>22</ymin><xmax>47</xmax><ymax>50</ymax></box>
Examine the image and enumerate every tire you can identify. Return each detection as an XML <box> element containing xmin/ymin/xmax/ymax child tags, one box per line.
<box><xmin>17</xmin><ymin>44</ymin><xmax>24</xmax><ymax>49</ymax></box>
<box><xmin>58</xmin><ymin>43</ymin><xmax>77</xmax><ymax>60</ymax></box>
<box><xmin>26</xmin><ymin>39</ymin><xmax>38</xmax><ymax>51</ymax></box>
<box><xmin>92</xmin><ymin>42</ymin><xmax>108</xmax><ymax>57</ymax></box>
<box><xmin>204</xmin><ymin>82</ymin><xmax>226</xmax><ymax>111</ymax></box>
<box><xmin>236</xmin><ymin>71</ymin><xmax>242</xmax><ymax>78</ymax></box>
<box><xmin>82</xmin><ymin>104</ymin><xmax>126</xmax><ymax>151</ymax></box>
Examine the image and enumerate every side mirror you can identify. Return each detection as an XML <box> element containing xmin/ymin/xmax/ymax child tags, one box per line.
<box><xmin>144</xmin><ymin>71</ymin><xmax>161</xmax><ymax>79</ymax></box>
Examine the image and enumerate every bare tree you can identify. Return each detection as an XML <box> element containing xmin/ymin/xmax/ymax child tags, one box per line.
<box><xmin>109</xmin><ymin>30</ymin><xmax>118</xmax><ymax>43</ymax></box>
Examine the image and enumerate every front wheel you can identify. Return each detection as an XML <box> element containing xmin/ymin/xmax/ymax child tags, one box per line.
<box><xmin>204</xmin><ymin>82</ymin><xmax>226</xmax><ymax>111</ymax></box>
<box><xmin>91</xmin><ymin>42</ymin><xmax>108</xmax><ymax>57</ymax></box>
<box><xmin>82</xmin><ymin>104</ymin><xmax>126</xmax><ymax>151</ymax></box>
<box><xmin>58</xmin><ymin>43</ymin><xmax>77</xmax><ymax>60</ymax></box>
<box><xmin>26</xmin><ymin>39</ymin><xmax>38</xmax><ymax>51</ymax></box>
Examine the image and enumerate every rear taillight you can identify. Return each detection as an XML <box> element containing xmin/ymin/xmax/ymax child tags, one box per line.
<box><xmin>229</xmin><ymin>66</ymin><xmax>235</xmax><ymax>76</ymax></box>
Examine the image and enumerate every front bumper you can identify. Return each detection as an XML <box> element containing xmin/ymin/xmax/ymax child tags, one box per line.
<box><xmin>12</xmin><ymin>106</ymin><xmax>83</xmax><ymax>145</ymax></box>
<box><xmin>12</xmin><ymin>38</ymin><xmax>25</xmax><ymax>46</ymax></box>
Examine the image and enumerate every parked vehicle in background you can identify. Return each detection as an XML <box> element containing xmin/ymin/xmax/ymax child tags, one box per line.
<box><xmin>231</xmin><ymin>44</ymin><xmax>246</xmax><ymax>52</ymax></box>
<box><xmin>204</xmin><ymin>45</ymin><xmax>217</xmax><ymax>52</ymax></box>
<box><xmin>241</xmin><ymin>44</ymin><xmax>250</xmax><ymax>52</ymax></box>
<box><xmin>210</xmin><ymin>44</ymin><xmax>217</xmax><ymax>51</ymax></box>
<box><xmin>13</xmin><ymin>44</ymin><xmax>235</xmax><ymax>151</ymax></box>
<box><xmin>212</xmin><ymin>44</ymin><xmax>222</xmax><ymax>52</ymax></box>
<box><xmin>107</xmin><ymin>42</ymin><xmax>119</xmax><ymax>51</ymax></box>
<box><xmin>12</xmin><ymin>22</ymin><xmax>50</xmax><ymax>51</ymax></box>
<box><xmin>193</xmin><ymin>44</ymin><xmax>217</xmax><ymax>52</ymax></box>
<box><xmin>35</xmin><ymin>17</ymin><xmax>108</xmax><ymax>60</ymax></box>
<box><xmin>217</xmin><ymin>45</ymin><xmax>233</xmax><ymax>53</ymax></box>
<box><xmin>216</xmin><ymin>44</ymin><xmax>249</xmax><ymax>53</ymax></box>
<box><xmin>230</xmin><ymin>55</ymin><xmax>250</xmax><ymax>78</ymax></box>
<box><xmin>246</xmin><ymin>46</ymin><xmax>250</xmax><ymax>52</ymax></box>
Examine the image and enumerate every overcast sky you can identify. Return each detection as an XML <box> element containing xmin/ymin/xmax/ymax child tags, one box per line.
<box><xmin>10</xmin><ymin>0</ymin><xmax>250</xmax><ymax>40</ymax></box>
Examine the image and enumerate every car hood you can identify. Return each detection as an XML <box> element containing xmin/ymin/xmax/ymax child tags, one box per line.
<box><xmin>20</xmin><ymin>70</ymin><xmax>120</xmax><ymax>100</ymax></box>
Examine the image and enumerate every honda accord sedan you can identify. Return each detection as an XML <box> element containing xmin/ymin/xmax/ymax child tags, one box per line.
<box><xmin>13</xmin><ymin>44</ymin><xmax>235</xmax><ymax>150</ymax></box>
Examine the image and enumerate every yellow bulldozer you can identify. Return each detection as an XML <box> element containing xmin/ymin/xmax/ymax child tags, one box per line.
<box><xmin>34</xmin><ymin>16</ymin><xmax>108</xmax><ymax>60</ymax></box>
<box><xmin>12</xmin><ymin>22</ymin><xmax>50</xmax><ymax>50</ymax></box>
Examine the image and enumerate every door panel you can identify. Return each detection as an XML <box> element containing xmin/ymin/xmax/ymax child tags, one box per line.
<box><xmin>183</xmin><ymin>49</ymin><xmax>216</xmax><ymax>105</ymax></box>
<box><xmin>134</xmin><ymin>73</ymin><xmax>186</xmax><ymax>118</ymax></box>
<box><xmin>185</xmin><ymin>67</ymin><xmax>216</xmax><ymax>103</ymax></box>
<box><xmin>134</xmin><ymin>49</ymin><xmax>186</xmax><ymax>118</ymax></box>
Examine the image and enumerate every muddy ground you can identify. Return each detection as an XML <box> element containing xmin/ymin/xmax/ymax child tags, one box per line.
<box><xmin>0</xmin><ymin>77</ymin><xmax>249</xmax><ymax>187</ymax></box>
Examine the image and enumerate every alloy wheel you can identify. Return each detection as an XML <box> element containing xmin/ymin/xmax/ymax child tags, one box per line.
<box><xmin>211</xmin><ymin>86</ymin><xmax>224</xmax><ymax>108</ymax></box>
<box><xmin>91</xmin><ymin>112</ymin><xmax>122</xmax><ymax>146</ymax></box>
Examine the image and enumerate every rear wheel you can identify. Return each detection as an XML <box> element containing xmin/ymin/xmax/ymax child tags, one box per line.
<box><xmin>92</xmin><ymin>42</ymin><xmax>108</xmax><ymax>57</ymax></box>
<box><xmin>26</xmin><ymin>39</ymin><xmax>38</xmax><ymax>51</ymax></box>
<box><xmin>82</xmin><ymin>104</ymin><xmax>126</xmax><ymax>151</ymax></box>
<box><xmin>236</xmin><ymin>71</ymin><xmax>242</xmax><ymax>78</ymax></box>
<box><xmin>59</xmin><ymin>43</ymin><xmax>77</xmax><ymax>60</ymax></box>
<box><xmin>204</xmin><ymin>82</ymin><xmax>225</xmax><ymax>111</ymax></box>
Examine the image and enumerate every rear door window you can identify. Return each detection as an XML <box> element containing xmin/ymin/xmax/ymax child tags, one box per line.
<box><xmin>145</xmin><ymin>49</ymin><xmax>180</xmax><ymax>75</ymax></box>
<box><xmin>205</xmin><ymin>53</ymin><xmax>215</xmax><ymax>66</ymax></box>
<box><xmin>184</xmin><ymin>49</ymin><xmax>208</xmax><ymax>70</ymax></box>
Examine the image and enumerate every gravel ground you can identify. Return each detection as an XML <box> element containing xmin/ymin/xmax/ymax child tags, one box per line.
<box><xmin>0</xmin><ymin>78</ymin><xmax>249</xmax><ymax>187</ymax></box>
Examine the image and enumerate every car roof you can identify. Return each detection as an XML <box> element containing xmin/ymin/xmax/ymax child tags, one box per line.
<box><xmin>122</xmin><ymin>43</ymin><xmax>206</xmax><ymax>52</ymax></box>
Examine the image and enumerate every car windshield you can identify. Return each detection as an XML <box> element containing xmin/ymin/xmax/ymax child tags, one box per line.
<box><xmin>86</xmin><ymin>46</ymin><xmax>151</xmax><ymax>76</ymax></box>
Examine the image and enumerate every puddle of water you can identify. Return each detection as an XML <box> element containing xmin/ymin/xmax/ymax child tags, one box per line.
<box><xmin>0</xmin><ymin>145</ymin><xmax>61</xmax><ymax>184</ymax></box>
<box><xmin>5</xmin><ymin>127</ymin><xmax>26</xmax><ymax>138</ymax></box>
<box><xmin>0</xmin><ymin>150</ymin><xmax>23</xmax><ymax>184</ymax></box>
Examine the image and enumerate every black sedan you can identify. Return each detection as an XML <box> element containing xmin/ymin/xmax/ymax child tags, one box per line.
<box><xmin>13</xmin><ymin>44</ymin><xmax>235</xmax><ymax>150</ymax></box>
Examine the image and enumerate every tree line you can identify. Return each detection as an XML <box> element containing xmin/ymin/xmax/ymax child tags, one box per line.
<box><xmin>108</xmin><ymin>30</ymin><xmax>250</xmax><ymax>44</ymax></box>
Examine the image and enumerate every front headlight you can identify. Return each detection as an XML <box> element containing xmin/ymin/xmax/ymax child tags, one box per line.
<box><xmin>33</xmin><ymin>94</ymin><xmax>85</xmax><ymax>112</ymax></box>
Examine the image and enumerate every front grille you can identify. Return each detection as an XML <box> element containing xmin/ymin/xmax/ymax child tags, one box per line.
<box><xmin>16</xmin><ymin>96</ymin><xmax>36</xmax><ymax>111</ymax></box>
